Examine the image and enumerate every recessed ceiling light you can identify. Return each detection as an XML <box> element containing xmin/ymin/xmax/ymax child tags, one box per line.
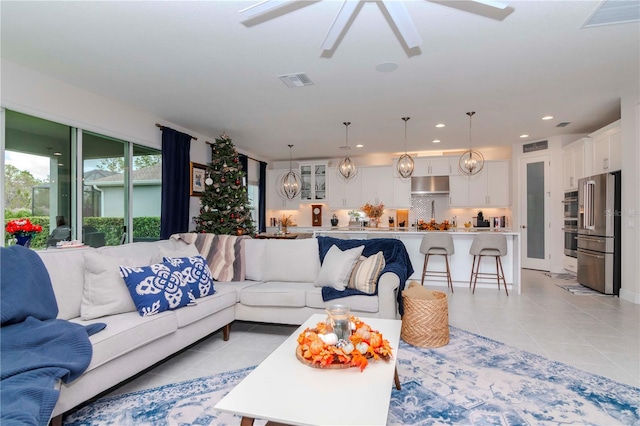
<box><xmin>432</xmin><ymin>139</ymin><xmax>441</xmax><ymax>143</ymax></box>
<box><xmin>375</xmin><ymin>62</ymin><xmax>398</xmax><ymax>73</ymax></box>
<box><xmin>53</xmin><ymin>152</ymin><xmax>62</xmax><ymax>156</ymax></box>
<box><xmin>435</xmin><ymin>123</ymin><xmax>445</xmax><ymax>128</ymax></box>
<box><xmin>542</xmin><ymin>115</ymin><xmax>554</xmax><ymax>120</ymax></box>
<box><xmin>520</xmin><ymin>134</ymin><xmax>529</xmax><ymax>138</ymax></box>
<box><xmin>355</xmin><ymin>144</ymin><xmax>363</xmax><ymax>148</ymax></box>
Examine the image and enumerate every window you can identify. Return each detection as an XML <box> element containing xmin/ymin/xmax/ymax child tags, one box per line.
<box><xmin>3</xmin><ymin>110</ymin><xmax>72</xmax><ymax>249</ymax></box>
<box><xmin>2</xmin><ymin>109</ymin><xmax>161</xmax><ymax>248</ymax></box>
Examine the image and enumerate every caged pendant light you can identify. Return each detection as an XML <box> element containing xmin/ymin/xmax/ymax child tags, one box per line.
<box><xmin>278</xmin><ymin>144</ymin><xmax>302</xmax><ymax>199</ymax></box>
<box><xmin>458</xmin><ymin>111</ymin><xmax>485</xmax><ymax>176</ymax></box>
<box><xmin>397</xmin><ymin>117</ymin><xmax>415</xmax><ymax>178</ymax></box>
<box><xmin>338</xmin><ymin>121</ymin><xmax>357</xmax><ymax>180</ymax></box>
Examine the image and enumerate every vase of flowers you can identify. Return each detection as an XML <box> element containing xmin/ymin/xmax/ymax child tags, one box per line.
<box><xmin>361</xmin><ymin>202</ymin><xmax>385</xmax><ymax>228</ymax></box>
<box><xmin>5</xmin><ymin>218</ymin><xmax>43</xmax><ymax>248</ymax></box>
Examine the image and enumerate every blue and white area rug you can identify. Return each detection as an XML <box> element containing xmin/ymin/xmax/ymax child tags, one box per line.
<box><xmin>64</xmin><ymin>327</ymin><xmax>639</xmax><ymax>426</ymax></box>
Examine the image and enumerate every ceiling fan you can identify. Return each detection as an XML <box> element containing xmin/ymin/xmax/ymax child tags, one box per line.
<box><xmin>239</xmin><ymin>0</ymin><xmax>511</xmax><ymax>52</ymax></box>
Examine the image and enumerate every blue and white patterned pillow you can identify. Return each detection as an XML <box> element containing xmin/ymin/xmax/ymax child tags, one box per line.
<box><xmin>119</xmin><ymin>263</ymin><xmax>195</xmax><ymax>316</ymax></box>
<box><xmin>163</xmin><ymin>255</ymin><xmax>216</xmax><ymax>299</ymax></box>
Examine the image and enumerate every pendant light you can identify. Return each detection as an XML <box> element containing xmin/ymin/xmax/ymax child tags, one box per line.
<box><xmin>397</xmin><ymin>117</ymin><xmax>415</xmax><ymax>178</ymax></box>
<box><xmin>458</xmin><ymin>111</ymin><xmax>485</xmax><ymax>176</ymax></box>
<box><xmin>338</xmin><ymin>121</ymin><xmax>357</xmax><ymax>180</ymax></box>
<box><xmin>278</xmin><ymin>144</ymin><xmax>302</xmax><ymax>199</ymax></box>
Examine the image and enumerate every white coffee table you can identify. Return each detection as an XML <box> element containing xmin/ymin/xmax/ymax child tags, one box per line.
<box><xmin>215</xmin><ymin>314</ymin><xmax>402</xmax><ymax>426</ymax></box>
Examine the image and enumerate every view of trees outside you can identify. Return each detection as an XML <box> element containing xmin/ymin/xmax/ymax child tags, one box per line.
<box><xmin>97</xmin><ymin>154</ymin><xmax>161</xmax><ymax>173</ymax></box>
<box><xmin>4</xmin><ymin>163</ymin><xmax>46</xmax><ymax>217</ymax></box>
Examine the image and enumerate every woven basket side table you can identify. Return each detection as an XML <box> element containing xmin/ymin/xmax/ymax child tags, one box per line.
<box><xmin>401</xmin><ymin>290</ymin><xmax>450</xmax><ymax>348</ymax></box>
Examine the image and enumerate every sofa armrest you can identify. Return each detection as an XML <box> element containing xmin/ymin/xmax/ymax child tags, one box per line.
<box><xmin>377</xmin><ymin>271</ymin><xmax>400</xmax><ymax>319</ymax></box>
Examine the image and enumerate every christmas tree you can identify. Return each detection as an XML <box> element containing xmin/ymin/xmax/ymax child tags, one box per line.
<box><xmin>193</xmin><ymin>133</ymin><xmax>256</xmax><ymax>236</ymax></box>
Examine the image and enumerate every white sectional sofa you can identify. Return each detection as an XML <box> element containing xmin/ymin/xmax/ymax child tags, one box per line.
<box><xmin>37</xmin><ymin>235</ymin><xmax>408</xmax><ymax>421</ymax></box>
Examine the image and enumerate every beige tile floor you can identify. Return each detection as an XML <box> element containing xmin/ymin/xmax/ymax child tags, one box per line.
<box><xmin>106</xmin><ymin>269</ymin><xmax>639</xmax><ymax>400</ymax></box>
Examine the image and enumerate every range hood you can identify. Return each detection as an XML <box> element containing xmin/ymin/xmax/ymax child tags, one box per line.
<box><xmin>411</xmin><ymin>176</ymin><xmax>450</xmax><ymax>194</ymax></box>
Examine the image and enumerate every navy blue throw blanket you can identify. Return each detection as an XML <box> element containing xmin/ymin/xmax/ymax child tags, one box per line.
<box><xmin>316</xmin><ymin>237</ymin><xmax>414</xmax><ymax>316</ymax></box>
<box><xmin>1</xmin><ymin>245</ymin><xmax>105</xmax><ymax>425</ymax></box>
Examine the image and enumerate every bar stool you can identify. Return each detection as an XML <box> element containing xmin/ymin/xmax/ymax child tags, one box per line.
<box><xmin>469</xmin><ymin>234</ymin><xmax>508</xmax><ymax>295</ymax></box>
<box><xmin>419</xmin><ymin>233</ymin><xmax>455</xmax><ymax>292</ymax></box>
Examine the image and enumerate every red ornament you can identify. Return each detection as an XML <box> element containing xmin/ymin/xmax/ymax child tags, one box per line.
<box><xmin>233</xmin><ymin>157</ymin><xmax>239</xmax><ymax>163</ymax></box>
<box><xmin>235</xmin><ymin>179</ymin><xmax>240</xmax><ymax>185</ymax></box>
<box><xmin>220</xmin><ymin>218</ymin><xmax>225</xmax><ymax>223</ymax></box>
<box><xmin>221</xmin><ymin>177</ymin><xmax>226</xmax><ymax>183</ymax></box>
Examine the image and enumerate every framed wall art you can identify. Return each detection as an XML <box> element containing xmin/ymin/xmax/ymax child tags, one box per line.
<box><xmin>190</xmin><ymin>162</ymin><xmax>206</xmax><ymax>196</ymax></box>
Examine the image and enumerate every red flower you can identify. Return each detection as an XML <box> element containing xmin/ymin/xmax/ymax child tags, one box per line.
<box><xmin>5</xmin><ymin>218</ymin><xmax>43</xmax><ymax>237</ymax></box>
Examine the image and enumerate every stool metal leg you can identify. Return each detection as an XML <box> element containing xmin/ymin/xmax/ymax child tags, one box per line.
<box><xmin>472</xmin><ymin>255</ymin><xmax>482</xmax><ymax>294</ymax></box>
<box><xmin>469</xmin><ymin>255</ymin><xmax>477</xmax><ymax>288</ymax></box>
<box><xmin>421</xmin><ymin>254</ymin><xmax>430</xmax><ymax>286</ymax></box>
<box><xmin>444</xmin><ymin>255</ymin><xmax>454</xmax><ymax>293</ymax></box>
<box><xmin>498</xmin><ymin>256</ymin><xmax>508</xmax><ymax>296</ymax></box>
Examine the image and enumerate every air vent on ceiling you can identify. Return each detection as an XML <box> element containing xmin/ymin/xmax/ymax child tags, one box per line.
<box><xmin>556</xmin><ymin>122</ymin><xmax>571</xmax><ymax>128</ymax></box>
<box><xmin>583</xmin><ymin>0</ymin><xmax>640</xmax><ymax>27</ymax></box>
<box><xmin>278</xmin><ymin>73</ymin><xmax>314</xmax><ymax>88</ymax></box>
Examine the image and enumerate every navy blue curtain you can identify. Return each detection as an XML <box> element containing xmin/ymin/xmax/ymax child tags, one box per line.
<box><xmin>259</xmin><ymin>161</ymin><xmax>267</xmax><ymax>232</ymax></box>
<box><xmin>160</xmin><ymin>128</ymin><xmax>192</xmax><ymax>239</ymax></box>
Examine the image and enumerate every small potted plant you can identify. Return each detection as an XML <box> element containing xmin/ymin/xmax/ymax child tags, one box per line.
<box><xmin>5</xmin><ymin>218</ymin><xmax>43</xmax><ymax>248</ymax></box>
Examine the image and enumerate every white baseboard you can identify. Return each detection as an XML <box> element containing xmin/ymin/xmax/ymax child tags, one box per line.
<box><xmin>619</xmin><ymin>288</ymin><xmax>640</xmax><ymax>304</ymax></box>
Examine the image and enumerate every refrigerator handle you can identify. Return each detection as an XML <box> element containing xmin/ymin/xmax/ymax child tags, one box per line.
<box><xmin>585</xmin><ymin>180</ymin><xmax>595</xmax><ymax>230</ymax></box>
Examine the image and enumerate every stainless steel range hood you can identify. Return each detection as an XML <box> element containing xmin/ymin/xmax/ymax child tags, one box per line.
<box><xmin>411</xmin><ymin>176</ymin><xmax>450</xmax><ymax>194</ymax></box>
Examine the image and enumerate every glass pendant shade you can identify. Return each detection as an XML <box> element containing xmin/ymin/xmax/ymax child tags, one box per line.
<box><xmin>458</xmin><ymin>111</ymin><xmax>485</xmax><ymax>176</ymax></box>
<box><xmin>397</xmin><ymin>153</ymin><xmax>414</xmax><ymax>178</ymax></box>
<box><xmin>277</xmin><ymin>144</ymin><xmax>302</xmax><ymax>199</ymax></box>
<box><xmin>338</xmin><ymin>121</ymin><xmax>357</xmax><ymax>180</ymax></box>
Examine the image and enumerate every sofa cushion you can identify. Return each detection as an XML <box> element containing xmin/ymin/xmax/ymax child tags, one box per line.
<box><xmin>261</xmin><ymin>239</ymin><xmax>320</xmax><ymax>283</ymax></box>
<box><xmin>348</xmin><ymin>251</ymin><xmax>385</xmax><ymax>294</ymax></box>
<box><xmin>158</xmin><ymin>242</ymin><xmax>200</xmax><ymax>260</ymax></box>
<box><xmin>240</xmin><ymin>281</ymin><xmax>315</xmax><ymax>307</ymax></box>
<box><xmin>173</xmin><ymin>286</ymin><xmax>237</xmax><ymax>328</ymax></box>
<box><xmin>243</xmin><ymin>239</ymin><xmax>266</xmax><ymax>281</ymax></box>
<box><xmin>306</xmin><ymin>287</ymin><xmax>379</xmax><ymax>313</ymax></box>
<box><xmin>38</xmin><ymin>247</ymin><xmax>93</xmax><ymax>320</ymax></box>
<box><xmin>215</xmin><ymin>281</ymin><xmax>261</xmax><ymax>302</ymax></box>
<box><xmin>314</xmin><ymin>244</ymin><xmax>364</xmax><ymax>291</ymax></box>
<box><xmin>163</xmin><ymin>255</ymin><xmax>215</xmax><ymax>298</ymax></box>
<box><xmin>70</xmin><ymin>311</ymin><xmax>177</xmax><ymax>372</ymax></box>
<box><xmin>119</xmin><ymin>263</ymin><xmax>194</xmax><ymax>316</ymax></box>
<box><xmin>81</xmin><ymin>251</ymin><xmax>151</xmax><ymax>320</ymax></box>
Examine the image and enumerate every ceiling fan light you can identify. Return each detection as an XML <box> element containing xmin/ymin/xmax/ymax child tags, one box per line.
<box><xmin>397</xmin><ymin>153</ymin><xmax>415</xmax><ymax>178</ymax></box>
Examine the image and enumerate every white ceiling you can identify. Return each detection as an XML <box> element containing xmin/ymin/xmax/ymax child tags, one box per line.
<box><xmin>1</xmin><ymin>1</ymin><xmax>638</xmax><ymax>162</ymax></box>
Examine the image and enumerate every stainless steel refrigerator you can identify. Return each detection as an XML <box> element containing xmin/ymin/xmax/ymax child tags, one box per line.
<box><xmin>577</xmin><ymin>171</ymin><xmax>621</xmax><ymax>295</ymax></box>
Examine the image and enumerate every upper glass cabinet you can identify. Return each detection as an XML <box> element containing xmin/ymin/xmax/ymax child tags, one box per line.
<box><xmin>300</xmin><ymin>162</ymin><xmax>327</xmax><ymax>202</ymax></box>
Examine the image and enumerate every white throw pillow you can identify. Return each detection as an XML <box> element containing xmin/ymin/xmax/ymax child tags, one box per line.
<box><xmin>80</xmin><ymin>251</ymin><xmax>151</xmax><ymax>320</ymax></box>
<box><xmin>314</xmin><ymin>245</ymin><xmax>365</xmax><ymax>291</ymax></box>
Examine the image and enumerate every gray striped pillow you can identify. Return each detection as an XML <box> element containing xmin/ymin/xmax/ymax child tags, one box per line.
<box><xmin>348</xmin><ymin>251</ymin><xmax>385</xmax><ymax>294</ymax></box>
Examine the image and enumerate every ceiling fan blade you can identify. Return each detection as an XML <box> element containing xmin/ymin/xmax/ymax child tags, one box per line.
<box><xmin>239</xmin><ymin>0</ymin><xmax>292</xmax><ymax>21</ymax></box>
<box><xmin>471</xmin><ymin>0</ymin><xmax>509</xmax><ymax>10</ymax></box>
<box><xmin>381</xmin><ymin>0</ymin><xmax>423</xmax><ymax>49</ymax></box>
<box><xmin>321</xmin><ymin>0</ymin><xmax>360</xmax><ymax>51</ymax></box>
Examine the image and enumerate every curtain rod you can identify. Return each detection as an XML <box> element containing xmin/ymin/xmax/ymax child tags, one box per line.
<box><xmin>205</xmin><ymin>140</ymin><xmax>262</xmax><ymax>163</ymax></box>
<box><xmin>155</xmin><ymin>123</ymin><xmax>198</xmax><ymax>141</ymax></box>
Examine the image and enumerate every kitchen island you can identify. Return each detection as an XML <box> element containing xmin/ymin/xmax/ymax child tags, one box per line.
<box><xmin>314</xmin><ymin>229</ymin><xmax>521</xmax><ymax>294</ymax></box>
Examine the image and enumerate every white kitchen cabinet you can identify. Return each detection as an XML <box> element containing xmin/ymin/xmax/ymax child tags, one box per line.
<box><xmin>360</xmin><ymin>166</ymin><xmax>394</xmax><ymax>206</ymax></box>
<box><xmin>393</xmin><ymin>176</ymin><xmax>412</xmax><ymax>208</ymax></box>
<box><xmin>266</xmin><ymin>169</ymin><xmax>300</xmax><ymax>210</ymax></box>
<box><xmin>413</xmin><ymin>156</ymin><xmax>453</xmax><ymax>176</ymax></box>
<box><xmin>590</xmin><ymin>120</ymin><xmax>621</xmax><ymax>174</ymax></box>
<box><xmin>448</xmin><ymin>175</ymin><xmax>470</xmax><ymax>207</ymax></box>
<box><xmin>327</xmin><ymin>167</ymin><xmax>362</xmax><ymax>209</ymax></box>
<box><xmin>449</xmin><ymin>161</ymin><xmax>510</xmax><ymax>207</ymax></box>
<box><xmin>299</xmin><ymin>162</ymin><xmax>327</xmax><ymax>202</ymax></box>
<box><xmin>562</xmin><ymin>138</ymin><xmax>587</xmax><ymax>190</ymax></box>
